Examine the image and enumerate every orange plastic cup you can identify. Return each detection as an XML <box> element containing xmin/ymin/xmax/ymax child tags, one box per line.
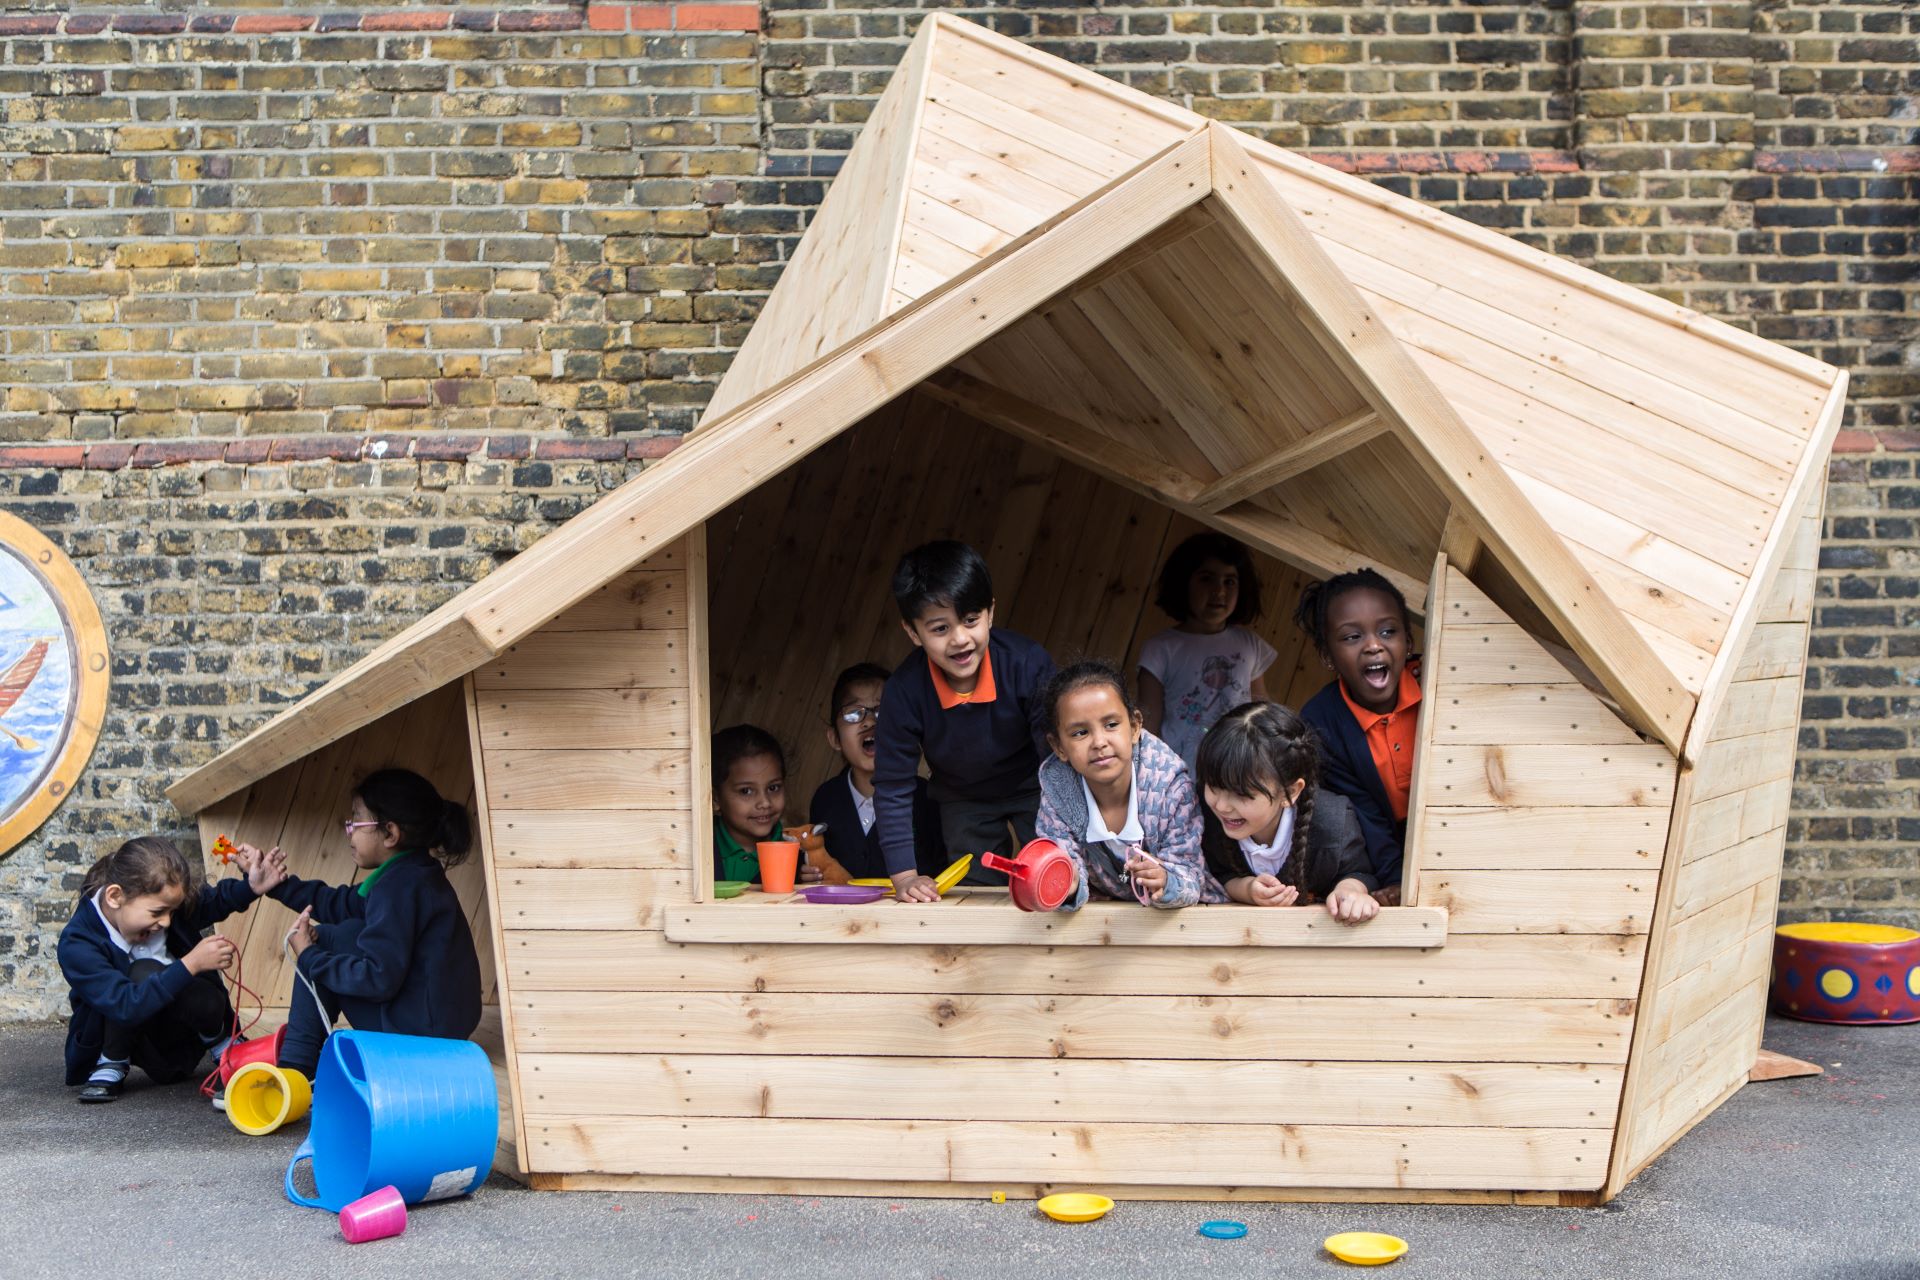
<box><xmin>756</xmin><ymin>841</ymin><xmax>800</xmax><ymax>893</ymax></box>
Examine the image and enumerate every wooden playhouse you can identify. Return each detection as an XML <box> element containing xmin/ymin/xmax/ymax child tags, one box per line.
<box><xmin>169</xmin><ymin>16</ymin><xmax>1846</xmax><ymax>1204</ymax></box>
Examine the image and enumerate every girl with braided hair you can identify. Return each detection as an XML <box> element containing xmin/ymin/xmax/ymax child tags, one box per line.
<box><xmin>1194</xmin><ymin>701</ymin><xmax>1380</xmax><ymax>924</ymax></box>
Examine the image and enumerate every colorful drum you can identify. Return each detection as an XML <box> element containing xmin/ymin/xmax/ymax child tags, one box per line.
<box><xmin>1772</xmin><ymin>922</ymin><xmax>1920</xmax><ymax>1025</ymax></box>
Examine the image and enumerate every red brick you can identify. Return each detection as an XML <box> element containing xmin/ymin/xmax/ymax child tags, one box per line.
<box><xmin>232</xmin><ymin>15</ymin><xmax>316</xmax><ymax>33</ymax></box>
<box><xmin>1879</xmin><ymin>429</ymin><xmax>1920</xmax><ymax>452</ymax></box>
<box><xmin>537</xmin><ymin>439</ymin><xmax>630</xmax><ymax>461</ymax></box>
<box><xmin>486</xmin><ymin>435</ymin><xmax>532</xmax><ymax>460</ymax></box>
<box><xmin>627</xmin><ymin>437</ymin><xmax>683</xmax><ymax>460</ymax></box>
<box><xmin>631</xmin><ymin>5</ymin><xmax>675</xmax><ymax>29</ymax></box>
<box><xmin>674</xmin><ymin>4</ymin><xmax>760</xmax><ymax>32</ymax></box>
<box><xmin>223</xmin><ymin>440</ymin><xmax>272</xmax><ymax>464</ymax></box>
<box><xmin>588</xmin><ymin>4</ymin><xmax>628</xmax><ymax>31</ymax></box>
<box><xmin>498</xmin><ymin>10</ymin><xmax>585</xmax><ymax>31</ymax></box>
<box><xmin>413</xmin><ymin>435</ymin><xmax>488</xmax><ymax>461</ymax></box>
<box><xmin>0</xmin><ymin>16</ymin><xmax>59</xmax><ymax>35</ymax></box>
<box><xmin>267</xmin><ymin>436</ymin><xmax>364</xmax><ymax>463</ymax></box>
<box><xmin>113</xmin><ymin>15</ymin><xmax>189</xmax><ymax>34</ymax></box>
<box><xmin>0</xmin><ymin>446</ymin><xmax>84</xmax><ymax>469</ymax></box>
<box><xmin>363</xmin><ymin>13</ymin><xmax>453</xmax><ymax>31</ymax></box>
<box><xmin>63</xmin><ymin>15</ymin><xmax>110</xmax><ymax>34</ymax></box>
<box><xmin>83</xmin><ymin>444</ymin><xmax>135</xmax><ymax>471</ymax></box>
<box><xmin>131</xmin><ymin>442</ymin><xmax>225</xmax><ymax>468</ymax></box>
<box><xmin>1832</xmin><ymin>429</ymin><xmax>1880</xmax><ymax>454</ymax></box>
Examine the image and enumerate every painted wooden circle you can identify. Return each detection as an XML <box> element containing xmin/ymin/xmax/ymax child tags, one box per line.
<box><xmin>0</xmin><ymin>511</ymin><xmax>109</xmax><ymax>856</ymax></box>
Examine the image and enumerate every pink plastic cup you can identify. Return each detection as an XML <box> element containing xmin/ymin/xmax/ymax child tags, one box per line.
<box><xmin>339</xmin><ymin>1184</ymin><xmax>407</xmax><ymax>1244</ymax></box>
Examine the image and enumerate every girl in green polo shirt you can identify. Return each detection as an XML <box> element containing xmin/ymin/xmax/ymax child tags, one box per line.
<box><xmin>711</xmin><ymin>724</ymin><xmax>790</xmax><ymax>884</ymax></box>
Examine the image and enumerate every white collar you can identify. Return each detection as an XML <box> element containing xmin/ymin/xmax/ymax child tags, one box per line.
<box><xmin>1238</xmin><ymin>807</ymin><xmax>1297</xmax><ymax>876</ymax></box>
<box><xmin>90</xmin><ymin>890</ymin><xmax>137</xmax><ymax>955</ymax></box>
<box><xmin>1080</xmin><ymin>770</ymin><xmax>1143</xmax><ymax>846</ymax></box>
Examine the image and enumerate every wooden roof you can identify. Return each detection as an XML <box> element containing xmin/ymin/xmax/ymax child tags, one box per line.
<box><xmin>168</xmin><ymin>15</ymin><xmax>1844</xmax><ymax>816</ymax></box>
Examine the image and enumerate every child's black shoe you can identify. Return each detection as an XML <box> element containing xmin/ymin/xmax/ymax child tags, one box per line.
<box><xmin>77</xmin><ymin>1080</ymin><xmax>123</xmax><ymax>1104</ymax></box>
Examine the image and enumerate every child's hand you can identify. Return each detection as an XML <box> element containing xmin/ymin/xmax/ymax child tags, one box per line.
<box><xmin>1124</xmin><ymin>849</ymin><xmax>1166</xmax><ymax>903</ymax></box>
<box><xmin>797</xmin><ymin>860</ymin><xmax>824</xmax><ymax>884</ymax></box>
<box><xmin>891</xmin><ymin>870</ymin><xmax>940</xmax><ymax>904</ymax></box>
<box><xmin>287</xmin><ymin>907</ymin><xmax>318</xmax><ymax>956</ymax></box>
<box><xmin>1373</xmin><ymin>883</ymin><xmax>1402</xmax><ymax>907</ymax></box>
<box><xmin>184</xmin><ymin>935</ymin><xmax>236</xmax><ymax>975</ymax></box>
<box><xmin>1247</xmin><ymin>874</ymin><xmax>1298</xmax><ymax>908</ymax></box>
<box><xmin>238</xmin><ymin>843</ymin><xmax>288</xmax><ymax>895</ymax></box>
<box><xmin>1326</xmin><ymin>880</ymin><xmax>1380</xmax><ymax>925</ymax></box>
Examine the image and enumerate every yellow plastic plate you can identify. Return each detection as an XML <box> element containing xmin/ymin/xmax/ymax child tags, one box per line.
<box><xmin>848</xmin><ymin>856</ymin><xmax>974</xmax><ymax>897</ymax></box>
<box><xmin>1037</xmin><ymin>1193</ymin><xmax>1113</xmax><ymax>1224</ymax></box>
<box><xmin>934</xmin><ymin>854</ymin><xmax>972</xmax><ymax>894</ymax></box>
<box><xmin>1777</xmin><ymin>921</ymin><xmax>1920</xmax><ymax>945</ymax></box>
<box><xmin>1324</xmin><ymin>1232</ymin><xmax>1408</xmax><ymax>1266</ymax></box>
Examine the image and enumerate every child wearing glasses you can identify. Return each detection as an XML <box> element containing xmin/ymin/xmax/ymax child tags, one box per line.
<box><xmin>808</xmin><ymin>663</ymin><xmax>944</xmax><ymax>880</ymax></box>
<box><xmin>237</xmin><ymin>767</ymin><xmax>483</xmax><ymax>1082</ymax></box>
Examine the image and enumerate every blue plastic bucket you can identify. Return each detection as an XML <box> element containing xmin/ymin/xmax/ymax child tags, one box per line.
<box><xmin>283</xmin><ymin>1029</ymin><xmax>498</xmax><ymax>1213</ymax></box>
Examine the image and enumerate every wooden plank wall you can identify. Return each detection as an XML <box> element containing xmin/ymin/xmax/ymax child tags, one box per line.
<box><xmin>487</xmin><ymin>416</ymin><xmax>1672</xmax><ymax>1194</ymax></box>
<box><xmin>703</xmin><ymin>393</ymin><xmax>1352</xmax><ymax>801</ymax></box>
<box><xmin>196</xmin><ymin>679</ymin><xmax>493</xmax><ymax>1019</ymax></box>
<box><xmin>1611</xmin><ymin>488</ymin><xmax>1822</xmax><ymax>1185</ymax></box>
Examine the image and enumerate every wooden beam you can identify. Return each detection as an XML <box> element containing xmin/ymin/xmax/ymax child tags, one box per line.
<box><xmin>1030</xmin><ymin>205</ymin><xmax>1216</xmax><ymax>317</ymax></box>
<box><xmin>919</xmin><ymin>372</ymin><xmax>1429</xmax><ymax>616</ymax></box>
<box><xmin>666</xmin><ymin>899</ymin><xmax>1449</xmax><ymax>947</ymax></box>
<box><xmin>1191</xmin><ymin>407</ymin><xmax>1385</xmax><ymax>512</ymax></box>
<box><xmin>1204</xmin><ymin>122</ymin><xmax>1693</xmax><ymax>755</ymax></box>
<box><xmin>1440</xmin><ymin>508</ymin><xmax>1483</xmax><ymax>575</ymax></box>
<box><xmin>168</xmin><ymin>130</ymin><xmax>1215</xmax><ymax>817</ymax></box>
<box><xmin>919</xmin><ymin>370</ymin><xmax>1210</xmax><ymax>504</ymax></box>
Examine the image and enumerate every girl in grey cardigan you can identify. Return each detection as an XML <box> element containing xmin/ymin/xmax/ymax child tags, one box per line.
<box><xmin>1034</xmin><ymin>661</ymin><xmax>1225</xmax><ymax>911</ymax></box>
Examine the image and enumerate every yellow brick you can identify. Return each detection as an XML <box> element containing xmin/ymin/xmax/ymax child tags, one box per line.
<box><xmin>116</xmin><ymin>126</ymin><xmax>192</xmax><ymax>151</ymax></box>
<box><xmin>117</xmin><ymin>242</ymin><xmax>197</xmax><ymax>268</ymax></box>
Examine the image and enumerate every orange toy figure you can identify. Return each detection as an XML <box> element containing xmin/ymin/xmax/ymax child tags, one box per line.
<box><xmin>211</xmin><ymin>834</ymin><xmax>239</xmax><ymax>865</ymax></box>
<box><xmin>787</xmin><ymin>823</ymin><xmax>850</xmax><ymax>885</ymax></box>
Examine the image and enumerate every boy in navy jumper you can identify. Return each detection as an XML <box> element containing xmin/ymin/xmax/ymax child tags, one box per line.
<box><xmin>872</xmin><ymin>541</ymin><xmax>1057</xmax><ymax>903</ymax></box>
<box><xmin>809</xmin><ymin>662</ymin><xmax>945</xmax><ymax>880</ymax></box>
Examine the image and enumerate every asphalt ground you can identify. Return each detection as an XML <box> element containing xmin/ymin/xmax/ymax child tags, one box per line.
<box><xmin>2</xmin><ymin>1014</ymin><xmax>1915</xmax><ymax>1279</ymax></box>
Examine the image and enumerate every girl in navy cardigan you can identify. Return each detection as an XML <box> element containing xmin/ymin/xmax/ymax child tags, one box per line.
<box><xmin>56</xmin><ymin>836</ymin><xmax>274</xmax><ymax>1103</ymax></box>
<box><xmin>251</xmin><ymin>768</ymin><xmax>482</xmax><ymax>1080</ymax></box>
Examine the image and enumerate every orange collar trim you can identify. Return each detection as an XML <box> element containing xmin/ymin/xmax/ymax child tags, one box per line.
<box><xmin>930</xmin><ymin>645</ymin><xmax>996</xmax><ymax>709</ymax></box>
<box><xmin>1339</xmin><ymin>662</ymin><xmax>1421</xmax><ymax>729</ymax></box>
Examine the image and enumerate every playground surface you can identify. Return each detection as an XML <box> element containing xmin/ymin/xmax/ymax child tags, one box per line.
<box><xmin>1</xmin><ymin>1013</ymin><xmax>1913</xmax><ymax>1280</ymax></box>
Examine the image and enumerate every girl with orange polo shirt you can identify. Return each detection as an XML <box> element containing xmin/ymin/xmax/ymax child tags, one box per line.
<box><xmin>1294</xmin><ymin>570</ymin><xmax>1418</xmax><ymax>906</ymax></box>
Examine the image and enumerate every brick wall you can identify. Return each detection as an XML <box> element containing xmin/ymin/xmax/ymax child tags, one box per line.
<box><xmin>1</xmin><ymin>1</ymin><xmax>1914</xmax><ymax>1018</ymax></box>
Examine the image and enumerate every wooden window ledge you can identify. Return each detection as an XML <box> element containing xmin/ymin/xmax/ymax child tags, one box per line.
<box><xmin>664</xmin><ymin>890</ymin><xmax>1447</xmax><ymax>948</ymax></box>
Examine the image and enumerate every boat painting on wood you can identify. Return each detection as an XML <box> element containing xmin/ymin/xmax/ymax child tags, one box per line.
<box><xmin>0</xmin><ymin>512</ymin><xmax>110</xmax><ymax>856</ymax></box>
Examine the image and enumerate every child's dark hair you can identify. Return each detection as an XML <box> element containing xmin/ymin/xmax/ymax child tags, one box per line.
<box><xmin>1196</xmin><ymin>701</ymin><xmax>1319</xmax><ymax>871</ymax></box>
<box><xmin>1042</xmin><ymin>659</ymin><xmax>1137</xmax><ymax>737</ymax></box>
<box><xmin>80</xmin><ymin>836</ymin><xmax>197</xmax><ymax>904</ymax></box>
<box><xmin>1155</xmin><ymin>532</ymin><xmax>1262</xmax><ymax>626</ymax></box>
<box><xmin>891</xmin><ymin>540</ymin><xmax>993</xmax><ymax>624</ymax></box>
<box><xmin>712</xmin><ymin>724</ymin><xmax>785</xmax><ymax>789</ymax></box>
<box><xmin>828</xmin><ymin>663</ymin><xmax>891</xmax><ymax>720</ymax></box>
<box><xmin>355</xmin><ymin>768</ymin><xmax>472</xmax><ymax>868</ymax></box>
<box><xmin>1293</xmin><ymin>569</ymin><xmax>1409</xmax><ymax>659</ymax></box>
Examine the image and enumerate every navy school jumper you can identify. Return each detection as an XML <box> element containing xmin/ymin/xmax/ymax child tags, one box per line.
<box><xmin>808</xmin><ymin>768</ymin><xmax>945</xmax><ymax>880</ymax></box>
<box><xmin>871</xmin><ymin>628</ymin><xmax>1057</xmax><ymax>878</ymax></box>
<box><xmin>1298</xmin><ymin>678</ymin><xmax>1408</xmax><ymax>889</ymax></box>
<box><xmin>270</xmin><ymin>849</ymin><xmax>482</xmax><ymax>1053</ymax></box>
<box><xmin>56</xmin><ymin>877</ymin><xmax>258</xmax><ymax>1086</ymax></box>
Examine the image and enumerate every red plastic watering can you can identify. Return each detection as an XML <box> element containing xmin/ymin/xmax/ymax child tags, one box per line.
<box><xmin>979</xmin><ymin>839</ymin><xmax>1077</xmax><ymax>912</ymax></box>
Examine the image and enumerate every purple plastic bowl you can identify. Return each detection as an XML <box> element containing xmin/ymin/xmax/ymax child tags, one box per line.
<box><xmin>796</xmin><ymin>884</ymin><xmax>889</xmax><ymax>905</ymax></box>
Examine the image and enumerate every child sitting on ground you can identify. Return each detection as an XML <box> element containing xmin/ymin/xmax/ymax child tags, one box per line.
<box><xmin>1138</xmin><ymin>532</ymin><xmax>1277</xmax><ymax>772</ymax></box>
<box><xmin>807</xmin><ymin>663</ymin><xmax>944</xmax><ymax>881</ymax></box>
<box><xmin>1034</xmin><ymin>660</ymin><xmax>1221</xmax><ymax>910</ymax></box>
<box><xmin>1294</xmin><ymin>569</ymin><xmax>1420</xmax><ymax>905</ymax></box>
<box><xmin>57</xmin><ymin>836</ymin><xmax>279</xmax><ymax>1104</ymax></box>
<box><xmin>250</xmin><ymin>767</ymin><xmax>484</xmax><ymax>1082</ymax></box>
<box><xmin>873</xmin><ymin>540</ymin><xmax>1057</xmax><ymax>903</ymax></box>
<box><xmin>1196</xmin><ymin>701</ymin><xmax>1380</xmax><ymax>924</ymax></box>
